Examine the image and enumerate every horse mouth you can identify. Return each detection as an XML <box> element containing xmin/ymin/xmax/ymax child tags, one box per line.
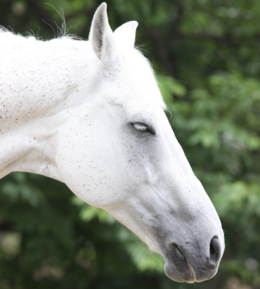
<box><xmin>164</xmin><ymin>243</ymin><xmax>196</xmax><ymax>283</ymax></box>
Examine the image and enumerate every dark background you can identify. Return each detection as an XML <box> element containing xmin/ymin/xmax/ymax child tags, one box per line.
<box><xmin>1</xmin><ymin>0</ymin><xmax>260</xmax><ymax>288</ymax></box>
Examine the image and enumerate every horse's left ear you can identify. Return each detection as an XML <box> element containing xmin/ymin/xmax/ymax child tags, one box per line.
<box><xmin>114</xmin><ymin>21</ymin><xmax>138</xmax><ymax>50</ymax></box>
<box><xmin>89</xmin><ymin>3</ymin><xmax>116</xmax><ymax>60</ymax></box>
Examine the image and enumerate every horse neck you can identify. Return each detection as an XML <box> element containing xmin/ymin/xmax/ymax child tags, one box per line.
<box><xmin>0</xmin><ymin>33</ymin><xmax>94</xmax><ymax>180</ymax></box>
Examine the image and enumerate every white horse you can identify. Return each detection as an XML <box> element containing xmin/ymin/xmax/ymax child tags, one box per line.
<box><xmin>0</xmin><ymin>3</ymin><xmax>224</xmax><ymax>283</ymax></box>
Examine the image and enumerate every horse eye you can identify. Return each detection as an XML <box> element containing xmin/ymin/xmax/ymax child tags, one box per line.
<box><xmin>131</xmin><ymin>122</ymin><xmax>156</xmax><ymax>135</ymax></box>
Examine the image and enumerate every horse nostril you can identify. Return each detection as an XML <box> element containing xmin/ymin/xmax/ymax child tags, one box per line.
<box><xmin>209</xmin><ymin>237</ymin><xmax>221</xmax><ymax>267</ymax></box>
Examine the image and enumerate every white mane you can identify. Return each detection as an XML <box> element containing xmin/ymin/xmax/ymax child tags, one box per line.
<box><xmin>0</xmin><ymin>28</ymin><xmax>89</xmax><ymax>55</ymax></box>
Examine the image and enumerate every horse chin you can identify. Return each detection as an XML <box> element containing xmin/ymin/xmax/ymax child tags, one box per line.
<box><xmin>164</xmin><ymin>260</ymin><xmax>195</xmax><ymax>283</ymax></box>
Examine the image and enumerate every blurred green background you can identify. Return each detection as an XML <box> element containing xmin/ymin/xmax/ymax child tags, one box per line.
<box><xmin>1</xmin><ymin>0</ymin><xmax>260</xmax><ymax>288</ymax></box>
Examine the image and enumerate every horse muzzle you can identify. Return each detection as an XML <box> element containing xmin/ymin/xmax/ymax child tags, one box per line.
<box><xmin>163</xmin><ymin>236</ymin><xmax>223</xmax><ymax>283</ymax></box>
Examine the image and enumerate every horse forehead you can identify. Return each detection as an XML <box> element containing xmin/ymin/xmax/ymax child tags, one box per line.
<box><xmin>124</xmin><ymin>50</ymin><xmax>165</xmax><ymax>109</ymax></box>
<box><xmin>103</xmin><ymin>81</ymin><xmax>162</xmax><ymax>113</ymax></box>
<box><xmin>101</xmin><ymin>57</ymin><xmax>163</xmax><ymax>110</ymax></box>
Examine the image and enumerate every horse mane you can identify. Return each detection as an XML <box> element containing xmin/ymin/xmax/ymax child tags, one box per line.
<box><xmin>0</xmin><ymin>27</ymin><xmax>89</xmax><ymax>54</ymax></box>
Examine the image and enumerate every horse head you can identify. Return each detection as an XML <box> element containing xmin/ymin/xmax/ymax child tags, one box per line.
<box><xmin>54</xmin><ymin>3</ymin><xmax>225</xmax><ymax>283</ymax></box>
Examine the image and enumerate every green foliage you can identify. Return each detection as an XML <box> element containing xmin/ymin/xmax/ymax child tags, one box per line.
<box><xmin>1</xmin><ymin>0</ymin><xmax>260</xmax><ymax>288</ymax></box>
<box><xmin>157</xmin><ymin>75</ymin><xmax>186</xmax><ymax>101</ymax></box>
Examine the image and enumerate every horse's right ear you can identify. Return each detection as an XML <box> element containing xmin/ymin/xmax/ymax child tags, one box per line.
<box><xmin>89</xmin><ymin>3</ymin><xmax>116</xmax><ymax>60</ymax></box>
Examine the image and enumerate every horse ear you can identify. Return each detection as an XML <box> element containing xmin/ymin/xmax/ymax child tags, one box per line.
<box><xmin>114</xmin><ymin>21</ymin><xmax>138</xmax><ymax>50</ymax></box>
<box><xmin>89</xmin><ymin>3</ymin><xmax>115</xmax><ymax>60</ymax></box>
